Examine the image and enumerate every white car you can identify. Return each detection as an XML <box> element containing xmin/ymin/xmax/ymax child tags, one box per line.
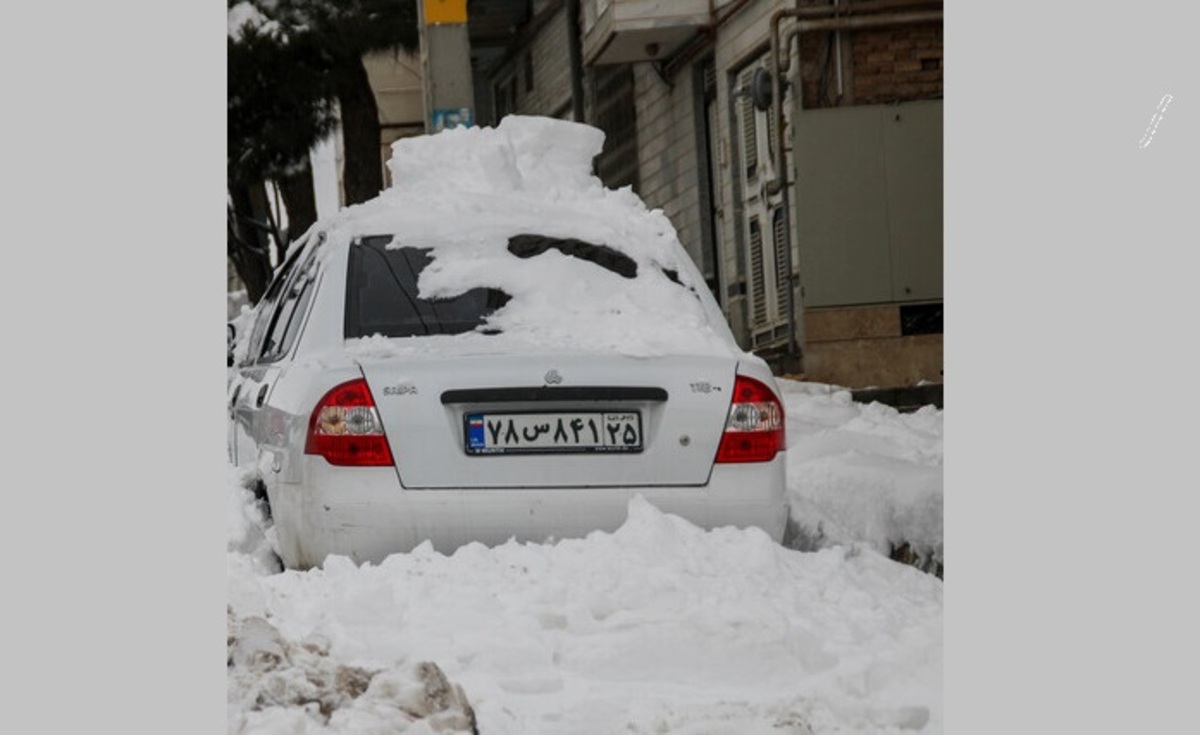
<box><xmin>228</xmin><ymin>116</ymin><xmax>788</xmax><ymax>569</ymax></box>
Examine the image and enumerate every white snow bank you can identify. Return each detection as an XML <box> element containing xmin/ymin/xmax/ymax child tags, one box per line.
<box><xmin>780</xmin><ymin>380</ymin><xmax>943</xmax><ymax>569</ymax></box>
<box><xmin>228</xmin><ymin>491</ymin><xmax>942</xmax><ymax>733</ymax></box>
<box><xmin>306</xmin><ymin>116</ymin><xmax>747</xmax><ymax>361</ymax></box>
<box><xmin>227</xmin><ymin>466</ymin><xmax>282</xmax><ymax>576</ymax></box>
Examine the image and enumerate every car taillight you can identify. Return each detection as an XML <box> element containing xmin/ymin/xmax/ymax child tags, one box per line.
<box><xmin>305</xmin><ymin>379</ymin><xmax>394</xmax><ymax>466</ymax></box>
<box><xmin>715</xmin><ymin>375</ymin><xmax>785</xmax><ymax>463</ymax></box>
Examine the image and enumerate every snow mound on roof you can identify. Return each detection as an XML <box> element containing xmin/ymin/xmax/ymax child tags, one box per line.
<box><xmin>316</xmin><ymin>116</ymin><xmax>749</xmax><ymax>361</ymax></box>
<box><xmin>387</xmin><ymin>115</ymin><xmax>605</xmax><ymax>196</ymax></box>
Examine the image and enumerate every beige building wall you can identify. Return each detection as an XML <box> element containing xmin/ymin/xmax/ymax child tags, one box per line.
<box><xmin>630</xmin><ymin>64</ymin><xmax>705</xmax><ymax>274</ymax></box>
<box><xmin>488</xmin><ymin>4</ymin><xmax>574</xmax><ymax>121</ymax></box>
<box><xmin>363</xmin><ymin>49</ymin><xmax>426</xmax><ymax>186</ymax></box>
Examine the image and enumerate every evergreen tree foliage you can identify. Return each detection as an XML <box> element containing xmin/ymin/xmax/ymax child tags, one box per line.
<box><xmin>227</xmin><ymin>0</ymin><xmax>419</xmax><ymax>304</ymax></box>
<box><xmin>228</xmin><ymin>16</ymin><xmax>337</xmax><ymax>191</ymax></box>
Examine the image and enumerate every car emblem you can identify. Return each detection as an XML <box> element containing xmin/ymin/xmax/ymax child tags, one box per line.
<box><xmin>544</xmin><ymin>369</ymin><xmax>563</xmax><ymax>385</ymax></box>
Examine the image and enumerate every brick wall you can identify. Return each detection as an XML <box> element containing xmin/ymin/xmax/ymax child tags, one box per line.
<box><xmin>799</xmin><ymin>22</ymin><xmax>943</xmax><ymax>108</ymax></box>
<box><xmin>849</xmin><ymin>23</ymin><xmax>943</xmax><ymax>104</ymax></box>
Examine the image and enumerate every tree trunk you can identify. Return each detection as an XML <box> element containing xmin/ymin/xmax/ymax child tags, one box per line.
<box><xmin>337</xmin><ymin>59</ymin><xmax>384</xmax><ymax>205</ymax></box>
<box><xmin>228</xmin><ymin>183</ymin><xmax>274</xmax><ymax>305</ymax></box>
<box><xmin>278</xmin><ymin>161</ymin><xmax>319</xmax><ymax>248</ymax></box>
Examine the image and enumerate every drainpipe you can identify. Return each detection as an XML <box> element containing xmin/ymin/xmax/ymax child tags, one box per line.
<box><xmin>833</xmin><ymin>0</ymin><xmax>843</xmax><ymax>96</ymax></box>
<box><xmin>765</xmin><ymin>0</ymin><xmax>943</xmax><ymax>366</ymax></box>
<box><xmin>567</xmin><ymin>0</ymin><xmax>585</xmax><ymax>121</ymax></box>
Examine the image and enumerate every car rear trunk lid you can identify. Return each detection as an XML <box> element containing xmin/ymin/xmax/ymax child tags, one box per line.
<box><xmin>358</xmin><ymin>353</ymin><xmax>739</xmax><ymax>489</ymax></box>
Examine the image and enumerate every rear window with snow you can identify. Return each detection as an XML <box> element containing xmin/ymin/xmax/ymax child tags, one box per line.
<box><xmin>345</xmin><ymin>236</ymin><xmax>511</xmax><ymax>339</ymax></box>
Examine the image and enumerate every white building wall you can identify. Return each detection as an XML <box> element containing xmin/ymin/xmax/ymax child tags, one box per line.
<box><xmin>527</xmin><ymin>8</ymin><xmax>574</xmax><ymax>116</ymax></box>
<box><xmin>630</xmin><ymin>64</ymin><xmax>703</xmax><ymax>270</ymax></box>
<box><xmin>492</xmin><ymin>6</ymin><xmax>574</xmax><ymax>120</ymax></box>
<box><xmin>622</xmin><ymin>0</ymin><xmax>783</xmax><ymax>345</ymax></box>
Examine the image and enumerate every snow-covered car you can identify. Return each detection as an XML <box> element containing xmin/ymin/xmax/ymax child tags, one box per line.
<box><xmin>228</xmin><ymin>116</ymin><xmax>788</xmax><ymax>569</ymax></box>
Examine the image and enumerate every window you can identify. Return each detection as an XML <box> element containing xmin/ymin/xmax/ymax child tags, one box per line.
<box><xmin>243</xmin><ymin>236</ymin><xmax>313</xmax><ymax>364</ymax></box>
<box><xmin>259</xmin><ymin>241</ymin><xmax>323</xmax><ymax>362</ymax></box>
<box><xmin>259</xmin><ymin>268</ymin><xmax>316</xmax><ymax>361</ymax></box>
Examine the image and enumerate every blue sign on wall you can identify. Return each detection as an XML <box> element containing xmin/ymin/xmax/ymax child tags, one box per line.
<box><xmin>432</xmin><ymin>108</ymin><xmax>474</xmax><ymax>132</ymax></box>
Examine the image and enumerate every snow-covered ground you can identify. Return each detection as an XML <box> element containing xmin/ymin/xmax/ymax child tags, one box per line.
<box><xmin>227</xmin><ymin>380</ymin><xmax>943</xmax><ymax>734</ymax></box>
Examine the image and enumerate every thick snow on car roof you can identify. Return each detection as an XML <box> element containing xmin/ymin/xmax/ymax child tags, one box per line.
<box><xmin>310</xmin><ymin>115</ymin><xmax>750</xmax><ymax>361</ymax></box>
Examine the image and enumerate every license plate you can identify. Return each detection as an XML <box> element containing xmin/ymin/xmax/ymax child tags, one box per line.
<box><xmin>464</xmin><ymin>411</ymin><xmax>643</xmax><ymax>455</ymax></box>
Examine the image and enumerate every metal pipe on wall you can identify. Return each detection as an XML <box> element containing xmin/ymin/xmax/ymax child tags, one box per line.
<box><xmin>834</xmin><ymin>0</ymin><xmax>843</xmax><ymax>96</ymax></box>
<box><xmin>567</xmin><ymin>0</ymin><xmax>586</xmax><ymax>121</ymax></box>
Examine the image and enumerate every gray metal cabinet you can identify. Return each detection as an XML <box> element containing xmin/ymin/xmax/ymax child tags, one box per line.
<box><xmin>793</xmin><ymin>100</ymin><xmax>943</xmax><ymax>307</ymax></box>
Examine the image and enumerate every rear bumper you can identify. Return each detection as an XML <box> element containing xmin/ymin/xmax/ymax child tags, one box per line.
<box><xmin>269</xmin><ymin>455</ymin><xmax>788</xmax><ymax>568</ymax></box>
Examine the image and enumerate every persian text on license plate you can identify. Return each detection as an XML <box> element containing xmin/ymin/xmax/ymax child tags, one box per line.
<box><xmin>464</xmin><ymin>412</ymin><xmax>643</xmax><ymax>455</ymax></box>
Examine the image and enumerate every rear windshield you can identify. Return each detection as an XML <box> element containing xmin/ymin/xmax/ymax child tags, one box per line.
<box><xmin>345</xmin><ymin>236</ymin><xmax>511</xmax><ymax>339</ymax></box>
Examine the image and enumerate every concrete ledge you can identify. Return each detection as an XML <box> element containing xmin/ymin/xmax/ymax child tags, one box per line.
<box><xmin>804</xmin><ymin>305</ymin><xmax>901</xmax><ymax>343</ymax></box>
<box><xmin>802</xmin><ymin>333</ymin><xmax>942</xmax><ymax>389</ymax></box>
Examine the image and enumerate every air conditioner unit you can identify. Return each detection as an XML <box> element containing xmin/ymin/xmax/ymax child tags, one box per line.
<box><xmin>581</xmin><ymin>0</ymin><xmax>712</xmax><ymax>65</ymax></box>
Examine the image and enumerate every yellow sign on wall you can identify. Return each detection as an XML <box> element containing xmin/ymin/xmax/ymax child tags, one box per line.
<box><xmin>423</xmin><ymin>0</ymin><xmax>467</xmax><ymax>25</ymax></box>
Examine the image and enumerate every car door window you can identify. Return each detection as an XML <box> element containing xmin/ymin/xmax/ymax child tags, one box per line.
<box><xmin>260</xmin><ymin>268</ymin><xmax>317</xmax><ymax>362</ymax></box>
<box><xmin>243</xmin><ymin>234</ymin><xmax>320</xmax><ymax>365</ymax></box>
<box><xmin>259</xmin><ymin>240</ymin><xmax>323</xmax><ymax>362</ymax></box>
